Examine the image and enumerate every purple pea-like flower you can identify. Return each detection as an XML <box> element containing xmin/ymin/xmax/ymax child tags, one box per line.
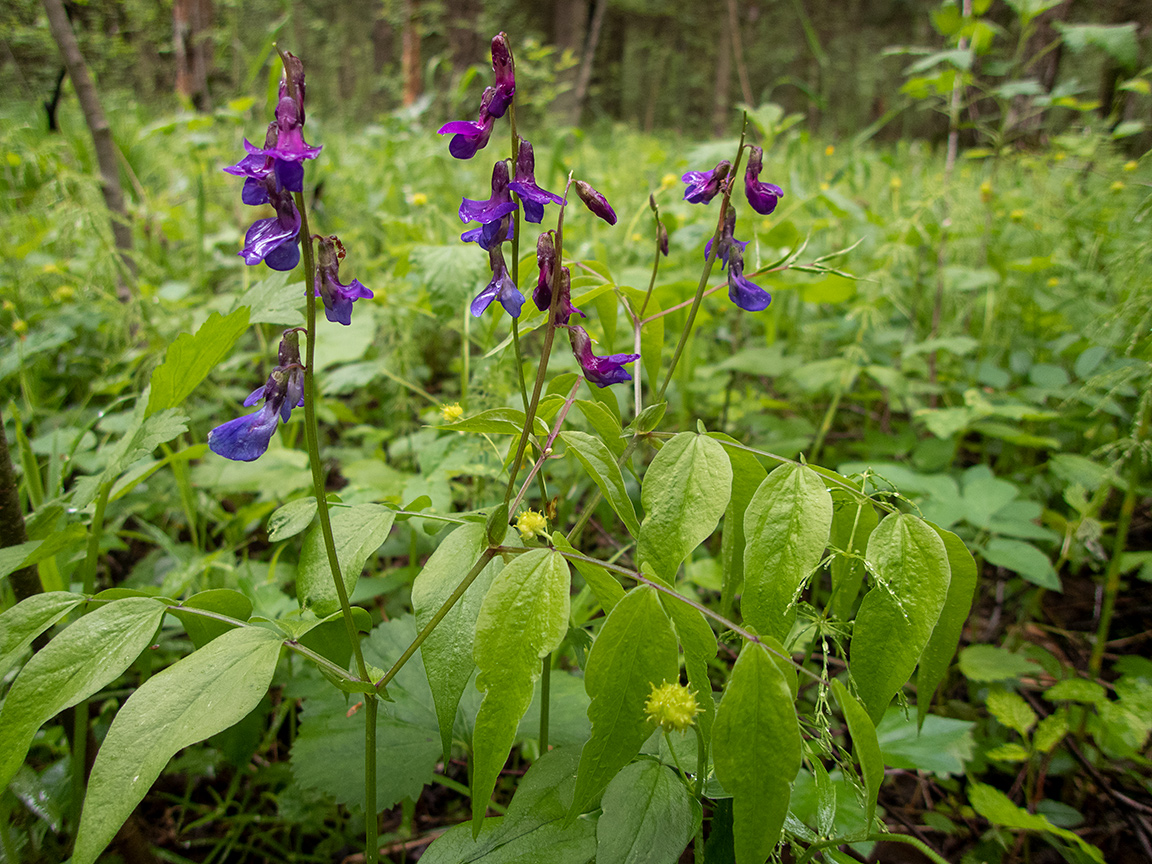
<box><xmin>531</xmin><ymin>232</ymin><xmax>583</xmax><ymax>324</ymax></box>
<box><xmin>568</xmin><ymin>325</ymin><xmax>639</xmax><ymax>388</ymax></box>
<box><xmin>459</xmin><ymin>160</ymin><xmax>518</xmax><ymax>227</ymax></box>
<box><xmin>703</xmin><ymin>206</ymin><xmax>747</xmax><ymax>269</ymax></box>
<box><xmin>314</xmin><ymin>235</ymin><xmax>373</xmax><ymax>325</ymax></box>
<box><xmin>573</xmin><ymin>180</ymin><xmax>617</xmax><ymax>225</ymax></box>
<box><xmin>438</xmin><ymin>87</ymin><xmax>498</xmax><ymax>160</ymax></box>
<box><xmin>488</xmin><ymin>33</ymin><xmax>516</xmax><ymax>118</ymax></box>
<box><xmin>507</xmin><ymin>139</ymin><xmax>563</xmax><ymax>223</ymax></box>
<box><xmin>682</xmin><ymin>160</ymin><xmax>731</xmax><ymax>204</ymax></box>
<box><xmin>461</xmin><ymin>213</ymin><xmax>514</xmax><ymax>250</ymax></box>
<box><xmin>208</xmin><ymin>332</ymin><xmax>305</xmax><ymax>462</ymax></box>
<box><xmin>726</xmin><ymin>246</ymin><xmax>772</xmax><ymax>312</ymax></box>
<box><xmin>240</xmin><ymin>174</ymin><xmax>301</xmax><ymax>271</ymax></box>
<box><xmin>471</xmin><ymin>245</ymin><xmax>525</xmax><ymax>318</ymax></box>
<box><xmin>744</xmin><ymin>146</ymin><xmax>783</xmax><ymax>215</ymax></box>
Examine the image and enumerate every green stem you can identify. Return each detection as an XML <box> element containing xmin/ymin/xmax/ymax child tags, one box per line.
<box><xmin>365</xmin><ymin>695</ymin><xmax>378</xmax><ymax>860</ymax></box>
<box><xmin>511</xmin><ymin>317</ymin><xmax>548</xmax><ymax>505</ymax></box>
<box><xmin>81</xmin><ymin>481</ymin><xmax>111</xmax><ymax>595</ymax></box>
<box><xmin>693</xmin><ymin>723</ymin><xmax>706</xmax><ymax>860</ymax></box>
<box><xmin>795</xmin><ymin>832</ymin><xmax>951</xmax><ymax>864</ymax></box>
<box><xmin>539</xmin><ymin>655</ymin><xmax>551</xmax><ymax>753</ymax></box>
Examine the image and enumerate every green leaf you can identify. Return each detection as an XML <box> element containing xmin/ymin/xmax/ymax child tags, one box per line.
<box><xmin>571</xmin><ymin>586</ymin><xmax>678</xmax><ymax>817</ymax></box>
<box><xmin>232</xmin><ymin>269</ymin><xmax>304</xmax><ymax>325</ymax></box>
<box><xmin>597</xmin><ymin>759</ymin><xmax>698</xmax><ymax>864</ymax></box>
<box><xmin>1054</xmin><ymin>22</ymin><xmax>1139</xmax><ymax>70</ymax></box>
<box><xmin>0</xmin><ymin>591</ymin><xmax>85</xmax><ymax>679</ymax></box>
<box><xmin>958</xmin><ymin>645</ymin><xmax>1041</xmax><ymax>683</ymax></box>
<box><xmin>982</xmin><ymin>538</ymin><xmax>1060</xmax><ymax>590</ymax></box>
<box><xmin>1044</xmin><ymin>678</ymin><xmax>1106</xmax><ymax>704</ymax></box>
<box><xmin>472</xmin><ymin>549</ymin><xmax>571</xmax><ymax>829</ymax></box>
<box><xmin>575</xmin><ymin>399</ymin><xmax>626</xmax><ymax>458</ymax></box>
<box><xmin>829</xmin><ymin>492</ymin><xmax>879</xmax><ymax>621</ymax></box>
<box><xmin>876</xmin><ymin>709</ymin><xmax>974</xmax><ymax>776</ymax></box>
<box><xmin>1033</xmin><ymin>710</ymin><xmax>1068</xmax><ymax>754</ymax></box>
<box><xmin>742</xmin><ymin>463</ymin><xmax>833</xmax><ymax>642</ymax></box>
<box><xmin>986</xmin><ymin>743</ymin><xmax>1030</xmax><ymax>762</ymax></box>
<box><xmin>561</xmin><ymin>431</ymin><xmax>640</xmax><ymax>537</ymax></box>
<box><xmin>0</xmin><ymin>525</ymin><xmax>88</xmax><ymax>582</ymax></box>
<box><xmin>439</xmin><ymin>407</ymin><xmax>548</xmax><ymax>437</ymax></box>
<box><xmin>640</xmin><ymin>295</ymin><xmax>664</xmax><ymax>397</ymax></box>
<box><xmin>968</xmin><ymin>782</ymin><xmax>1104</xmax><ymax>863</ymax></box>
<box><xmin>657</xmin><ymin>581</ymin><xmax>718</xmax><ymax>740</ymax></box>
<box><xmin>986</xmin><ymin>688</ymin><xmax>1037</xmax><ymax>738</ymax></box>
<box><xmin>637</xmin><ymin>432</ymin><xmax>733</xmax><ymax>581</ymax></box>
<box><xmin>850</xmin><ymin>513</ymin><xmax>951</xmax><ymax>724</ymax></box>
<box><xmin>145</xmin><ymin>307</ymin><xmax>250</xmax><ymax>416</ymax></box>
<box><xmin>553</xmin><ymin>532</ymin><xmax>624</xmax><ymax>613</ymax></box>
<box><xmin>411</xmin><ymin>523</ymin><xmax>504</xmax><ymax>755</ymax></box>
<box><xmin>297</xmin><ymin>504</ymin><xmax>395</xmax><ymax>616</ymax></box>
<box><xmin>917</xmin><ymin>526</ymin><xmax>978</xmax><ymax>725</ymax></box>
<box><xmin>831</xmin><ymin>679</ymin><xmax>883</xmax><ymax>831</ymax></box>
<box><xmin>712</xmin><ymin>642</ymin><xmax>801</xmax><ymax>864</ymax></box>
<box><xmin>267</xmin><ymin>497</ymin><xmax>317</xmax><ymax>542</ymax></box>
<box><xmin>74</xmin><ymin>626</ymin><xmax>282</xmax><ymax>864</ymax></box>
<box><xmin>73</xmin><ymin>407</ymin><xmax>191</xmax><ymax>508</ymax></box>
<box><xmin>0</xmin><ymin>597</ymin><xmax>167</xmax><ymax>791</ymax></box>
<box><xmin>706</xmin><ymin>433</ymin><xmax>767</xmax><ymax>617</ymax></box>
<box><xmin>170</xmin><ymin>589</ymin><xmax>252</xmax><ymax>648</ymax></box>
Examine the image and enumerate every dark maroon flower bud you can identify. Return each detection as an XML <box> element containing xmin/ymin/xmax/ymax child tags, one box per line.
<box><xmin>658</xmin><ymin>223</ymin><xmax>669</xmax><ymax>256</ymax></box>
<box><xmin>568</xmin><ymin>325</ymin><xmax>639</xmax><ymax>388</ymax></box>
<box><xmin>314</xmin><ymin>235</ymin><xmax>373</xmax><ymax>325</ymax></box>
<box><xmin>573</xmin><ymin>180</ymin><xmax>617</xmax><ymax>225</ymax></box>
<box><xmin>533</xmin><ymin>231</ymin><xmax>556</xmax><ymax>312</ymax></box>
<box><xmin>682</xmin><ymin>160</ymin><xmax>730</xmax><ymax>204</ymax></box>
<box><xmin>489</xmin><ymin>33</ymin><xmax>516</xmax><ymax>118</ymax></box>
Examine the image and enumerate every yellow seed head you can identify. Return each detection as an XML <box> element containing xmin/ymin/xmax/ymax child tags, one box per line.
<box><xmin>515</xmin><ymin>509</ymin><xmax>548</xmax><ymax>541</ymax></box>
<box><xmin>1009</xmin><ymin>209</ymin><xmax>1026</xmax><ymax>222</ymax></box>
<box><xmin>645</xmin><ymin>681</ymin><xmax>702</xmax><ymax>733</ymax></box>
<box><xmin>53</xmin><ymin>285</ymin><xmax>75</xmax><ymax>302</ymax></box>
<box><xmin>819</xmin><ymin>181</ymin><xmax>830</xmax><ymax>192</ymax></box>
<box><xmin>1110</xmin><ymin>181</ymin><xmax>1125</xmax><ymax>192</ymax></box>
<box><xmin>1046</xmin><ymin>277</ymin><xmax>1059</xmax><ymax>287</ymax></box>
<box><xmin>12</xmin><ymin>319</ymin><xmax>28</xmax><ymax>335</ymax></box>
<box><xmin>409</xmin><ymin>192</ymin><xmax>428</xmax><ymax>206</ymax></box>
<box><xmin>979</xmin><ymin>180</ymin><xmax>993</xmax><ymax>203</ymax></box>
<box><xmin>889</xmin><ymin>176</ymin><xmax>902</xmax><ymax>190</ymax></box>
<box><xmin>1123</xmin><ymin>161</ymin><xmax>1138</xmax><ymax>173</ymax></box>
<box><xmin>2</xmin><ymin>300</ymin><xmax>14</xmax><ymax>313</ymax></box>
<box><xmin>441</xmin><ymin>403</ymin><xmax>464</xmax><ymax>423</ymax></box>
<box><xmin>825</xmin><ymin>144</ymin><xmax>835</xmax><ymax>156</ymax></box>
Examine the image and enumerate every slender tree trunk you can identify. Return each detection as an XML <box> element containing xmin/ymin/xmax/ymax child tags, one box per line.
<box><xmin>726</xmin><ymin>0</ymin><xmax>753</xmax><ymax>106</ymax></box>
<box><xmin>445</xmin><ymin>0</ymin><xmax>482</xmax><ymax>77</ymax></box>
<box><xmin>572</xmin><ymin>0</ymin><xmax>608</xmax><ymax>123</ymax></box>
<box><xmin>552</xmin><ymin>0</ymin><xmax>588</xmax><ymax>124</ymax></box>
<box><xmin>41</xmin><ymin>0</ymin><xmax>135</xmax><ymax>296</ymax></box>
<box><xmin>174</xmin><ymin>0</ymin><xmax>213</xmax><ymax>111</ymax></box>
<box><xmin>401</xmin><ymin>0</ymin><xmax>422</xmax><ymax>107</ymax></box>
<box><xmin>713</xmin><ymin>13</ymin><xmax>732</xmax><ymax>136</ymax></box>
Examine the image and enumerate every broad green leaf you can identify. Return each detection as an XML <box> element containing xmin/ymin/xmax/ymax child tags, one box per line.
<box><xmin>561</xmin><ymin>431</ymin><xmax>640</xmax><ymax>537</ymax></box>
<box><xmin>296</xmin><ymin>606</ymin><xmax>372</xmax><ymax>667</ymax></box>
<box><xmin>712</xmin><ymin>641</ymin><xmax>801</xmax><ymax>864</ymax></box>
<box><xmin>1033</xmin><ymin>709</ymin><xmax>1068</xmax><ymax>753</ymax></box>
<box><xmin>831</xmin><ymin>679</ymin><xmax>883</xmax><ymax>831</ymax></box>
<box><xmin>553</xmin><ymin>532</ymin><xmax>624</xmax><ymax>612</ymax></box>
<box><xmin>742</xmin><ymin>463</ymin><xmax>833</xmax><ymax>642</ymax></box>
<box><xmin>421</xmin><ymin>747</ymin><xmax>596</xmax><ymax>864</ymax></box>
<box><xmin>1054</xmin><ymin>22</ymin><xmax>1138</xmax><ymax>70</ymax></box>
<box><xmin>707</xmin><ymin>432</ymin><xmax>767</xmax><ymax>617</ymax></box>
<box><xmin>0</xmin><ymin>525</ymin><xmax>88</xmax><ymax>582</ymax></box>
<box><xmin>232</xmin><ymin>269</ymin><xmax>304</xmax><ymax>325</ymax></box>
<box><xmin>637</xmin><ymin>432</ymin><xmax>732</xmax><ymax>581</ymax></box>
<box><xmin>829</xmin><ymin>492</ymin><xmax>879</xmax><ymax>621</ymax></box>
<box><xmin>267</xmin><ymin>497</ymin><xmax>317</xmax><ymax>542</ymax></box>
<box><xmin>982</xmin><ymin>538</ymin><xmax>1060</xmax><ymax>590</ymax></box>
<box><xmin>472</xmin><ymin>549</ymin><xmax>571</xmax><ymax>829</ymax></box>
<box><xmin>597</xmin><ymin>759</ymin><xmax>698</xmax><ymax>864</ymax></box>
<box><xmin>876</xmin><ymin>708</ymin><xmax>974</xmax><ymax>776</ymax></box>
<box><xmin>440</xmin><ymin>407</ymin><xmax>548</xmax><ymax>437</ymax></box>
<box><xmin>850</xmin><ymin>513</ymin><xmax>951</xmax><ymax>725</ymax></box>
<box><xmin>74</xmin><ymin>626</ymin><xmax>282</xmax><ymax>864</ymax></box>
<box><xmin>72</xmin><ymin>407</ymin><xmax>190</xmax><ymax>508</ymax></box>
<box><xmin>986</xmin><ymin>688</ymin><xmax>1037</xmax><ymax>738</ymax></box>
<box><xmin>575</xmin><ymin>399</ymin><xmax>626</xmax><ymax>459</ymax></box>
<box><xmin>917</xmin><ymin>526</ymin><xmax>977</xmax><ymax>726</ymax></box>
<box><xmin>957</xmin><ymin>644</ymin><xmax>1040</xmax><ymax>683</ymax></box>
<box><xmin>146</xmin><ymin>307</ymin><xmax>250</xmax><ymax>416</ymax></box>
<box><xmin>411</xmin><ymin>523</ymin><xmax>505</xmax><ymax>755</ymax></box>
<box><xmin>297</xmin><ymin>504</ymin><xmax>394</xmax><ymax>616</ymax></box>
<box><xmin>0</xmin><ymin>597</ymin><xmax>167</xmax><ymax>791</ymax></box>
<box><xmin>639</xmin><ymin>295</ymin><xmax>664</xmax><ymax>397</ymax></box>
<box><xmin>571</xmin><ymin>586</ymin><xmax>678</xmax><ymax>816</ymax></box>
<box><xmin>811</xmin><ymin>759</ymin><xmax>837</xmax><ymax>838</ymax></box>
<box><xmin>170</xmin><ymin>589</ymin><xmax>252</xmax><ymax>648</ymax></box>
<box><xmin>656</xmin><ymin>580</ymin><xmax>718</xmax><ymax>740</ymax></box>
<box><xmin>0</xmin><ymin>591</ymin><xmax>85</xmax><ymax>679</ymax></box>
<box><xmin>968</xmin><ymin>782</ymin><xmax>1104</xmax><ymax>863</ymax></box>
<box><xmin>1044</xmin><ymin>678</ymin><xmax>1106</xmax><ymax>704</ymax></box>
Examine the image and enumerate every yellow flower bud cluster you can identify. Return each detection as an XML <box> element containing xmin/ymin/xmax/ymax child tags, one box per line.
<box><xmin>515</xmin><ymin>509</ymin><xmax>548</xmax><ymax>541</ymax></box>
<box><xmin>644</xmin><ymin>681</ymin><xmax>702</xmax><ymax>733</ymax></box>
<box><xmin>441</xmin><ymin>403</ymin><xmax>464</xmax><ymax>423</ymax></box>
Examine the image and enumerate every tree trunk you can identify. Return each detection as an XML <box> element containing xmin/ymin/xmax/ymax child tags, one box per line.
<box><xmin>571</xmin><ymin>0</ymin><xmax>608</xmax><ymax>125</ymax></box>
<box><xmin>713</xmin><ymin>13</ymin><xmax>732</xmax><ymax>136</ymax></box>
<box><xmin>41</xmin><ymin>0</ymin><xmax>135</xmax><ymax>296</ymax></box>
<box><xmin>552</xmin><ymin>0</ymin><xmax>588</xmax><ymax>125</ymax></box>
<box><xmin>174</xmin><ymin>0</ymin><xmax>213</xmax><ymax>111</ymax></box>
<box><xmin>401</xmin><ymin>0</ymin><xmax>422</xmax><ymax>107</ymax></box>
<box><xmin>445</xmin><ymin>0</ymin><xmax>482</xmax><ymax>77</ymax></box>
<box><xmin>726</xmin><ymin>0</ymin><xmax>753</xmax><ymax>107</ymax></box>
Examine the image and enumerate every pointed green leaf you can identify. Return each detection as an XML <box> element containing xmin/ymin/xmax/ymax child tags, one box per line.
<box><xmin>0</xmin><ymin>597</ymin><xmax>167</xmax><ymax>791</ymax></box>
<box><xmin>74</xmin><ymin>626</ymin><xmax>282</xmax><ymax>864</ymax></box>
<box><xmin>576</xmin><ymin>398</ymin><xmax>627</xmax><ymax>458</ymax></box>
<box><xmin>851</xmin><ymin>513</ymin><xmax>951</xmax><ymax>725</ymax></box>
<box><xmin>712</xmin><ymin>641</ymin><xmax>801</xmax><ymax>864</ymax></box>
<box><xmin>637</xmin><ymin>432</ymin><xmax>732</xmax><ymax>581</ymax></box>
<box><xmin>297</xmin><ymin>504</ymin><xmax>394</xmax><ymax>616</ymax></box>
<box><xmin>917</xmin><ymin>526</ymin><xmax>977</xmax><ymax>726</ymax></box>
<box><xmin>439</xmin><ymin>407</ymin><xmax>548</xmax><ymax>436</ymax></box>
<box><xmin>170</xmin><ymin>589</ymin><xmax>252</xmax><ymax>648</ymax></box>
<box><xmin>968</xmin><ymin>782</ymin><xmax>1104</xmax><ymax>863</ymax></box>
<box><xmin>742</xmin><ymin>464</ymin><xmax>833</xmax><ymax>642</ymax></box>
<box><xmin>987</xmin><ymin>688</ymin><xmax>1037</xmax><ymax>738</ymax></box>
<box><xmin>267</xmin><ymin>497</ymin><xmax>317</xmax><ymax>542</ymax></box>
<box><xmin>831</xmin><ymin>679</ymin><xmax>883</xmax><ymax>831</ymax></box>
<box><xmin>561</xmin><ymin>431</ymin><xmax>640</xmax><ymax>537</ymax></box>
<box><xmin>472</xmin><ymin>549</ymin><xmax>571</xmax><ymax>829</ymax></box>
<box><xmin>0</xmin><ymin>526</ymin><xmax>88</xmax><ymax>582</ymax></box>
<box><xmin>707</xmin><ymin>433</ymin><xmax>767</xmax><ymax>618</ymax></box>
<box><xmin>829</xmin><ymin>492</ymin><xmax>879</xmax><ymax>621</ymax></box>
<box><xmin>146</xmin><ymin>307</ymin><xmax>250</xmax><ymax>416</ymax></box>
<box><xmin>411</xmin><ymin>523</ymin><xmax>505</xmax><ymax>755</ymax></box>
<box><xmin>571</xmin><ymin>586</ymin><xmax>678</xmax><ymax>816</ymax></box>
<box><xmin>657</xmin><ymin>582</ymin><xmax>718</xmax><ymax>740</ymax></box>
<box><xmin>597</xmin><ymin>759</ymin><xmax>698</xmax><ymax>864</ymax></box>
<box><xmin>640</xmin><ymin>295</ymin><xmax>664</xmax><ymax>396</ymax></box>
<box><xmin>0</xmin><ymin>591</ymin><xmax>85</xmax><ymax>679</ymax></box>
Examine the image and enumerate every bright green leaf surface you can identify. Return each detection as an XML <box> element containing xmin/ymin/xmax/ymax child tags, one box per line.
<box><xmin>742</xmin><ymin>463</ymin><xmax>833</xmax><ymax>642</ymax></box>
<box><xmin>146</xmin><ymin>307</ymin><xmax>250</xmax><ymax>416</ymax></box>
<box><xmin>440</xmin><ymin>407</ymin><xmax>549</xmax><ymax>437</ymax></box>
<box><xmin>554</xmin><ymin>532</ymin><xmax>624</xmax><ymax>613</ymax></box>
<box><xmin>987</xmin><ymin>688</ymin><xmax>1037</xmax><ymax>737</ymax></box>
<box><xmin>1044</xmin><ymin>678</ymin><xmax>1106</xmax><ymax>704</ymax></box>
<box><xmin>968</xmin><ymin>782</ymin><xmax>1103</xmax><ymax>863</ymax></box>
<box><xmin>917</xmin><ymin>526</ymin><xmax>977</xmax><ymax>725</ymax></box>
<box><xmin>637</xmin><ymin>432</ymin><xmax>732</xmax><ymax>581</ymax></box>
<box><xmin>472</xmin><ymin>548</ymin><xmax>571</xmax><ymax>828</ymax></box>
<box><xmin>74</xmin><ymin>626</ymin><xmax>282</xmax><ymax>864</ymax></box>
<box><xmin>831</xmin><ymin>679</ymin><xmax>883</xmax><ymax>831</ymax></box>
<box><xmin>657</xmin><ymin>582</ymin><xmax>718</xmax><ymax>740</ymax></box>
<box><xmin>597</xmin><ymin>759</ymin><xmax>697</xmax><ymax>864</ymax></box>
<box><xmin>561</xmin><ymin>431</ymin><xmax>640</xmax><ymax>537</ymax></box>
<box><xmin>829</xmin><ymin>492</ymin><xmax>879</xmax><ymax>621</ymax></box>
<box><xmin>712</xmin><ymin>641</ymin><xmax>801</xmax><ymax>864</ymax></box>
<box><xmin>0</xmin><ymin>591</ymin><xmax>85</xmax><ymax>679</ymax></box>
<box><xmin>170</xmin><ymin>589</ymin><xmax>252</xmax><ymax>648</ymax></box>
<box><xmin>575</xmin><ymin>399</ymin><xmax>626</xmax><ymax>459</ymax></box>
<box><xmin>297</xmin><ymin>504</ymin><xmax>395</xmax><ymax>616</ymax></box>
<box><xmin>267</xmin><ymin>497</ymin><xmax>317</xmax><ymax>542</ymax></box>
<box><xmin>0</xmin><ymin>597</ymin><xmax>167</xmax><ymax>791</ymax></box>
<box><xmin>0</xmin><ymin>525</ymin><xmax>88</xmax><ymax>582</ymax></box>
<box><xmin>958</xmin><ymin>644</ymin><xmax>1041</xmax><ymax>683</ymax></box>
<box><xmin>982</xmin><ymin>537</ymin><xmax>1060</xmax><ymax>590</ymax></box>
<box><xmin>876</xmin><ymin>708</ymin><xmax>974</xmax><ymax>776</ymax></box>
<box><xmin>706</xmin><ymin>432</ymin><xmax>767</xmax><ymax>616</ymax></box>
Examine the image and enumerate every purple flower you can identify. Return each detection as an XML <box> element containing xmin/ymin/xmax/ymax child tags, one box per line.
<box><xmin>573</xmin><ymin>180</ymin><xmax>617</xmax><ymax>225</ymax></box>
<box><xmin>488</xmin><ymin>33</ymin><xmax>516</xmax><ymax>118</ymax></box>
<box><xmin>438</xmin><ymin>87</ymin><xmax>498</xmax><ymax>160</ymax></box>
<box><xmin>568</xmin><ymin>325</ymin><xmax>638</xmax><ymax>388</ymax></box>
<box><xmin>532</xmin><ymin>231</ymin><xmax>556</xmax><ymax>312</ymax></box>
<box><xmin>208</xmin><ymin>332</ymin><xmax>305</xmax><ymax>462</ymax></box>
<box><xmin>240</xmin><ymin>174</ymin><xmax>301</xmax><ymax>271</ymax></box>
<box><xmin>682</xmin><ymin>160</ymin><xmax>731</xmax><ymax>204</ymax></box>
<box><xmin>507</xmin><ymin>139</ymin><xmax>562</xmax><ymax>223</ymax></box>
<box><xmin>471</xmin><ymin>246</ymin><xmax>525</xmax><ymax>318</ymax></box>
<box><xmin>744</xmin><ymin>146</ymin><xmax>783</xmax><ymax>215</ymax></box>
<box><xmin>459</xmin><ymin>160</ymin><xmax>518</xmax><ymax>227</ymax></box>
<box><xmin>314</xmin><ymin>235</ymin><xmax>373</xmax><ymax>325</ymax></box>
<box><xmin>703</xmin><ymin>206</ymin><xmax>747</xmax><ymax>268</ymax></box>
<box><xmin>461</xmin><ymin>213</ymin><xmax>514</xmax><ymax>250</ymax></box>
<box><xmin>726</xmin><ymin>246</ymin><xmax>771</xmax><ymax>312</ymax></box>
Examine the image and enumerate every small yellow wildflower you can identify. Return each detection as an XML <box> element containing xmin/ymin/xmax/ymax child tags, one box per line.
<box><xmin>819</xmin><ymin>181</ymin><xmax>830</xmax><ymax>192</ymax></box>
<box><xmin>2</xmin><ymin>300</ymin><xmax>14</xmax><ymax>313</ymax></box>
<box><xmin>645</xmin><ymin>681</ymin><xmax>702</xmax><ymax>733</ymax></box>
<box><xmin>825</xmin><ymin>145</ymin><xmax>835</xmax><ymax>156</ymax></box>
<box><xmin>52</xmin><ymin>285</ymin><xmax>75</xmax><ymax>302</ymax></box>
<box><xmin>515</xmin><ymin>509</ymin><xmax>548</xmax><ymax>541</ymax></box>
<box><xmin>1009</xmin><ymin>209</ymin><xmax>1026</xmax><ymax>222</ymax></box>
<box><xmin>979</xmin><ymin>180</ymin><xmax>993</xmax><ymax>203</ymax></box>
<box><xmin>890</xmin><ymin>176</ymin><xmax>902</xmax><ymax>190</ymax></box>
<box><xmin>660</xmin><ymin>173</ymin><xmax>679</xmax><ymax>190</ymax></box>
<box><xmin>41</xmin><ymin>262</ymin><xmax>61</xmax><ymax>274</ymax></box>
<box><xmin>1046</xmin><ymin>277</ymin><xmax>1059</xmax><ymax>287</ymax></box>
<box><xmin>1053</xmin><ymin>152</ymin><xmax>1066</xmax><ymax>162</ymax></box>
<box><xmin>5</xmin><ymin>152</ymin><xmax>20</xmax><ymax>167</ymax></box>
<box><xmin>1110</xmin><ymin>181</ymin><xmax>1125</xmax><ymax>192</ymax></box>
<box><xmin>12</xmin><ymin>319</ymin><xmax>28</xmax><ymax>336</ymax></box>
<box><xmin>1123</xmin><ymin>161</ymin><xmax>1138</xmax><ymax>173</ymax></box>
<box><xmin>408</xmin><ymin>192</ymin><xmax>428</xmax><ymax>206</ymax></box>
<box><xmin>441</xmin><ymin>403</ymin><xmax>464</xmax><ymax>423</ymax></box>
<box><xmin>631</xmin><ymin>232</ymin><xmax>642</xmax><ymax>243</ymax></box>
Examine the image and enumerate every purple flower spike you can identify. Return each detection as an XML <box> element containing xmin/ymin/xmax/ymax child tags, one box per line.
<box><xmin>314</xmin><ymin>235</ymin><xmax>374</xmax><ymax>325</ymax></box>
<box><xmin>507</xmin><ymin>139</ymin><xmax>563</xmax><ymax>223</ymax></box>
<box><xmin>240</xmin><ymin>175</ymin><xmax>301</xmax><ymax>270</ymax></box>
<box><xmin>704</xmin><ymin>206</ymin><xmax>747</xmax><ymax>269</ymax></box>
<box><xmin>461</xmin><ymin>213</ymin><xmax>514</xmax><ymax>250</ymax></box>
<box><xmin>744</xmin><ymin>146</ymin><xmax>783</xmax><ymax>215</ymax></box>
<box><xmin>439</xmin><ymin>88</ymin><xmax>498</xmax><ymax>160</ymax></box>
<box><xmin>459</xmin><ymin>160</ymin><xmax>519</xmax><ymax>227</ymax></box>
<box><xmin>569</xmin><ymin>325</ymin><xmax>638</xmax><ymax>388</ymax></box>
<box><xmin>488</xmin><ymin>33</ymin><xmax>516</xmax><ymax>118</ymax></box>
<box><xmin>682</xmin><ymin>160</ymin><xmax>731</xmax><ymax>204</ymax></box>
<box><xmin>573</xmin><ymin>180</ymin><xmax>617</xmax><ymax>225</ymax></box>
<box><xmin>726</xmin><ymin>247</ymin><xmax>772</xmax><ymax>312</ymax></box>
<box><xmin>471</xmin><ymin>246</ymin><xmax>525</xmax><ymax>318</ymax></box>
